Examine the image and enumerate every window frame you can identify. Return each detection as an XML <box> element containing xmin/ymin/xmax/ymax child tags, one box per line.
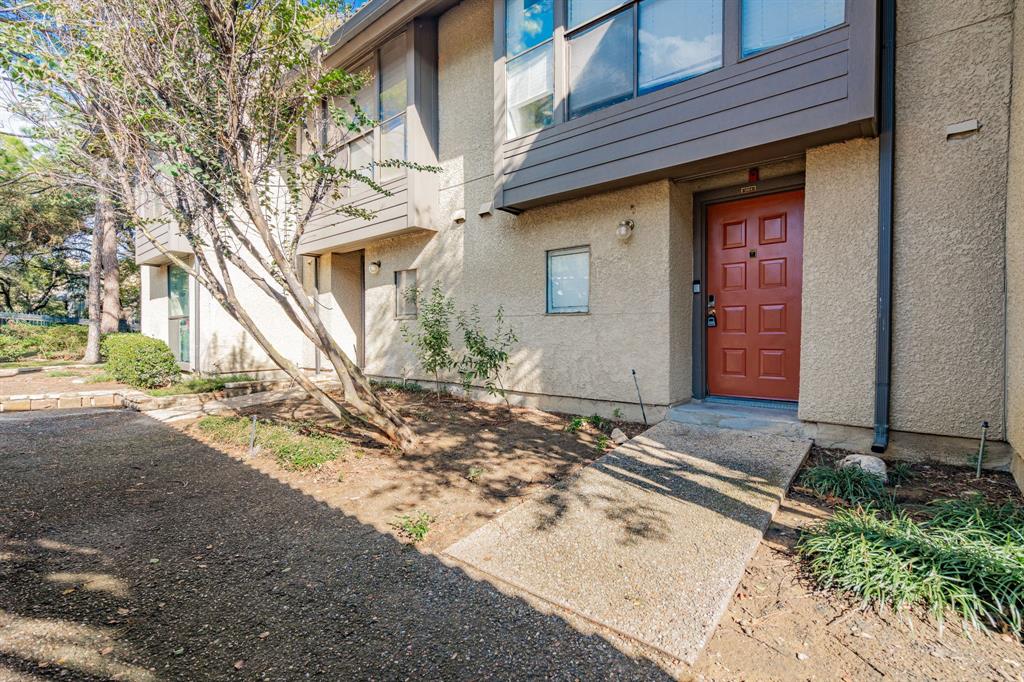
<box><xmin>738</xmin><ymin>0</ymin><xmax>846</xmax><ymax>60</ymax></box>
<box><xmin>499</xmin><ymin>0</ymin><xmax>850</xmax><ymax>141</ymax></box>
<box><xmin>322</xmin><ymin>32</ymin><xmax>410</xmax><ymax>197</ymax></box>
<box><xmin>167</xmin><ymin>263</ymin><xmax>191</xmax><ymax>366</ymax></box>
<box><xmin>394</xmin><ymin>268</ymin><xmax>418</xmax><ymax>320</ymax></box>
<box><xmin>546</xmin><ymin>245</ymin><xmax>591</xmax><ymax>315</ymax></box>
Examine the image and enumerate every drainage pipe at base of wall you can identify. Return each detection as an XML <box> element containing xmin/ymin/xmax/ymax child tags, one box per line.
<box><xmin>872</xmin><ymin>0</ymin><xmax>897</xmax><ymax>453</ymax></box>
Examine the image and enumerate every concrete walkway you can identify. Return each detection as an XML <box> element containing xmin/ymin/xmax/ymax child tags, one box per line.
<box><xmin>444</xmin><ymin>420</ymin><xmax>810</xmax><ymax>664</ymax></box>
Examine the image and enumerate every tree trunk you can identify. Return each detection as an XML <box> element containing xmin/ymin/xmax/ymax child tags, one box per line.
<box><xmin>82</xmin><ymin>209</ymin><xmax>102</xmax><ymax>364</ymax></box>
<box><xmin>98</xmin><ymin>190</ymin><xmax>120</xmax><ymax>335</ymax></box>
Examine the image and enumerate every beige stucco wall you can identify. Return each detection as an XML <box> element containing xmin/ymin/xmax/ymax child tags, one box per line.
<box><xmin>358</xmin><ymin>0</ymin><xmax>680</xmax><ymax>418</ymax></box>
<box><xmin>134</xmin><ymin>0</ymin><xmax>1021</xmax><ymax>441</ymax></box>
<box><xmin>1006</xmin><ymin>0</ymin><xmax>1024</xmax><ymax>478</ymax></box>
<box><xmin>889</xmin><ymin>0</ymin><xmax>1013</xmax><ymax>439</ymax></box>
<box><xmin>799</xmin><ymin>138</ymin><xmax>879</xmax><ymax>428</ymax></box>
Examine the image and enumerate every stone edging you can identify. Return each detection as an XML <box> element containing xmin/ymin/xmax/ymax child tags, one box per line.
<box><xmin>0</xmin><ymin>379</ymin><xmax>294</xmax><ymax>414</ymax></box>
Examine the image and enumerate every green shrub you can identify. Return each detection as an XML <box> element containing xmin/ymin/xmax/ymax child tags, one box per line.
<box><xmin>400</xmin><ymin>282</ymin><xmax>456</xmax><ymax>397</ymax></box>
<box><xmin>0</xmin><ymin>334</ymin><xmax>35</xmax><ymax>362</ymax></box>
<box><xmin>799</xmin><ymin>465</ymin><xmax>888</xmax><ymax>505</ymax></box>
<box><xmin>0</xmin><ymin>323</ymin><xmax>87</xmax><ymax>362</ymax></box>
<box><xmin>0</xmin><ymin>322</ymin><xmax>43</xmax><ymax>340</ymax></box>
<box><xmin>35</xmin><ymin>324</ymin><xmax>88</xmax><ymax>359</ymax></box>
<box><xmin>456</xmin><ymin>305</ymin><xmax>518</xmax><ymax>407</ymax></box>
<box><xmin>196</xmin><ymin>415</ymin><xmax>347</xmax><ymax>470</ymax></box>
<box><xmin>799</xmin><ymin>496</ymin><xmax>1024</xmax><ymax>636</ymax></box>
<box><xmin>101</xmin><ymin>333</ymin><xmax>180</xmax><ymax>388</ymax></box>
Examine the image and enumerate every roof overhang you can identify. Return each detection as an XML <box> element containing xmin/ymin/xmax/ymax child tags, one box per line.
<box><xmin>324</xmin><ymin>0</ymin><xmax>457</xmax><ymax>68</ymax></box>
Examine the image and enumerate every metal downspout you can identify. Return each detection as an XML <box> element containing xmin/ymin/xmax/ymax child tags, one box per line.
<box><xmin>872</xmin><ymin>0</ymin><xmax>897</xmax><ymax>453</ymax></box>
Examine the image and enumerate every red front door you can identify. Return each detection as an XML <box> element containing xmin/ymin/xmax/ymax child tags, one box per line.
<box><xmin>706</xmin><ymin>190</ymin><xmax>804</xmax><ymax>401</ymax></box>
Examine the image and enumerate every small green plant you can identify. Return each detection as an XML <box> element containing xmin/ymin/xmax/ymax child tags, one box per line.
<box><xmin>799</xmin><ymin>465</ymin><xmax>888</xmax><ymax>505</ymax></box>
<box><xmin>612</xmin><ymin>408</ymin><xmax>624</xmax><ymax>420</ymax></box>
<box><xmin>371</xmin><ymin>378</ymin><xmax>425</xmax><ymax>393</ymax></box>
<box><xmin>85</xmin><ymin>371</ymin><xmax>115</xmax><ymax>383</ymax></box>
<box><xmin>799</xmin><ymin>496</ymin><xmax>1024</xmax><ymax>637</ymax></box>
<box><xmin>101</xmin><ymin>333</ymin><xmax>180</xmax><ymax>388</ymax></box>
<box><xmin>565</xmin><ymin>414</ymin><xmax>610</xmax><ymax>434</ymax></box>
<box><xmin>888</xmin><ymin>461</ymin><xmax>914</xmax><ymax>486</ymax></box>
<box><xmin>400</xmin><ymin>282</ymin><xmax>456</xmax><ymax>398</ymax></box>
<box><xmin>196</xmin><ymin>416</ymin><xmax>347</xmax><ymax>471</ymax></box>
<box><xmin>456</xmin><ymin>305</ymin><xmax>518</xmax><ymax>408</ymax></box>
<box><xmin>594</xmin><ymin>434</ymin><xmax>611</xmax><ymax>452</ymax></box>
<box><xmin>394</xmin><ymin>512</ymin><xmax>433</xmax><ymax>543</ymax></box>
<box><xmin>465</xmin><ymin>465</ymin><xmax>485</xmax><ymax>482</ymax></box>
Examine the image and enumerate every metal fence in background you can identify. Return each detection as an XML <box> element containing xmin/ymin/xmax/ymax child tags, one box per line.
<box><xmin>0</xmin><ymin>312</ymin><xmax>139</xmax><ymax>332</ymax></box>
<box><xmin>0</xmin><ymin>312</ymin><xmax>82</xmax><ymax>326</ymax></box>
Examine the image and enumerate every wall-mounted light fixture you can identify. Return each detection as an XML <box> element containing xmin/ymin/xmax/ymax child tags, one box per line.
<box><xmin>616</xmin><ymin>219</ymin><xmax>635</xmax><ymax>242</ymax></box>
<box><xmin>368</xmin><ymin>260</ymin><xmax>381</xmax><ymax>275</ymax></box>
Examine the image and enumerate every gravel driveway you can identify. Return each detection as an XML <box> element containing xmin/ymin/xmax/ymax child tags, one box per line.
<box><xmin>0</xmin><ymin>409</ymin><xmax>672</xmax><ymax>681</ymax></box>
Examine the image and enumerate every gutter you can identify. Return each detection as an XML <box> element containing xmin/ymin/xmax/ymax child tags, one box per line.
<box><xmin>871</xmin><ymin>0</ymin><xmax>897</xmax><ymax>453</ymax></box>
<box><xmin>325</xmin><ymin>0</ymin><xmax>402</xmax><ymax>53</ymax></box>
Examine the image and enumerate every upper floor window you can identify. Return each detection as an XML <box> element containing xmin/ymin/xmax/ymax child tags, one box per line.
<box><xmin>741</xmin><ymin>0</ymin><xmax>845</xmax><ymax>57</ymax></box>
<box><xmin>505</xmin><ymin>0</ymin><xmax>555</xmax><ymax>137</ymax></box>
<box><xmin>504</xmin><ymin>0</ymin><xmax>723</xmax><ymax>134</ymax></box>
<box><xmin>503</xmin><ymin>0</ymin><xmax>847</xmax><ymax>139</ymax></box>
<box><xmin>568</xmin><ymin>0</ymin><xmax>722</xmax><ymax>119</ymax></box>
<box><xmin>329</xmin><ymin>32</ymin><xmax>409</xmax><ymax>191</ymax></box>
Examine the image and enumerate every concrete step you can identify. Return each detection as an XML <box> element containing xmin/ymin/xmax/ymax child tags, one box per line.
<box><xmin>667</xmin><ymin>400</ymin><xmax>806</xmax><ymax>439</ymax></box>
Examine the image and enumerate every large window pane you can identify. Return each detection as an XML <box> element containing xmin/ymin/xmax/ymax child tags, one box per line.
<box><xmin>741</xmin><ymin>0</ymin><xmax>844</xmax><ymax>57</ymax></box>
<box><xmin>379</xmin><ymin>114</ymin><xmax>406</xmax><ymax>182</ymax></box>
<box><xmin>379</xmin><ymin>33</ymin><xmax>407</xmax><ymax>121</ymax></box>
<box><xmin>547</xmin><ymin>247</ymin><xmax>590</xmax><ymax>314</ymax></box>
<box><xmin>568</xmin><ymin>0</ymin><xmax>625</xmax><ymax>27</ymax></box>
<box><xmin>349</xmin><ymin>134</ymin><xmax>373</xmax><ymax>181</ymax></box>
<box><xmin>168</xmin><ymin>265</ymin><xmax>189</xmax><ymax>318</ymax></box>
<box><xmin>639</xmin><ymin>0</ymin><xmax>722</xmax><ymax>93</ymax></box>
<box><xmin>568</xmin><ymin>9</ymin><xmax>634</xmax><ymax>119</ymax></box>
<box><xmin>169</xmin><ymin>318</ymin><xmax>190</xmax><ymax>364</ymax></box>
<box><xmin>352</xmin><ymin>57</ymin><xmax>377</xmax><ymax>125</ymax></box>
<box><xmin>506</xmin><ymin>0</ymin><xmax>553</xmax><ymax>57</ymax></box>
<box><xmin>507</xmin><ymin>43</ymin><xmax>554</xmax><ymax>137</ymax></box>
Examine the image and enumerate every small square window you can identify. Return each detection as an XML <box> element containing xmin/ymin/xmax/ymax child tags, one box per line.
<box><xmin>395</xmin><ymin>269</ymin><xmax>418</xmax><ymax>319</ymax></box>
<box><xmin>547</xmin><ymin>246</ymin><xmax>590</xmax><ymax>313</ymax></box>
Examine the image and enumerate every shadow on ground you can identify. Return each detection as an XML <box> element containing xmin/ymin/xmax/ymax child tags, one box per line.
<box><xmin>0</xmin><ymin>409</ymin><xmax>672</xmax><ymax>680</ymax></box>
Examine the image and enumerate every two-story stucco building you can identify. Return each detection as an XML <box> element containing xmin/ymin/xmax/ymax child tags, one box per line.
<box><xmin>137</xmin><ymin>0</ymin><xmax>1024</xmax><ymax>485</ymax></box>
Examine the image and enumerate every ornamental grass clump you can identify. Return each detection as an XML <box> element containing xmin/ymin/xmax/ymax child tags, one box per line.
<box><xmin>799</xmin><ymin>495</ymin><xmax>1024</xmax><ymax>637</ymax></box>
<box><xmin>799</xmin><ymin>464</ymin><xmax>889</xmax><ymax>506</ymax></box>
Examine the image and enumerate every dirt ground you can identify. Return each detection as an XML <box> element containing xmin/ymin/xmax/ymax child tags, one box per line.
<box><xmin>691</xmin><ymin>447</ymin><xmax>1024</xmax><ymax>682</ymax></box>
<box><xmin>0</xmin><ymin>367</ymin><xmax>127</xmax><ymax>395</ymax></box>
<box><xmin>189</xmin><ymin>387</ymin><xmax>647</xmax><ymax>550</ymax></box>
<box><xmin>1</xmin><ymin>391</ymin><xmax>1022</xmax><ymax>680</ymax></box>
<box><xmin>184</xmin><ymin>391</ymin><xmax>1024</xmax><ymax>680</ymax></box>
